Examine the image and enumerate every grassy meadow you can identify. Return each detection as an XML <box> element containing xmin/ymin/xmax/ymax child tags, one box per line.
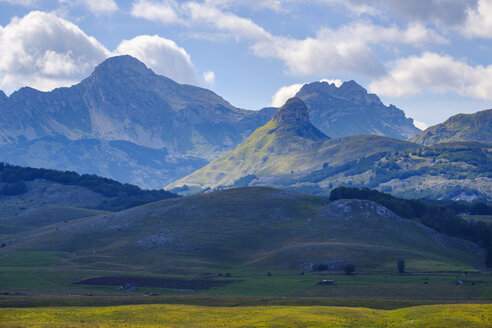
<box><xmin>0</xmin><ymin>303</ymin><xmax>491</xmax><ymax>327</ymax></box>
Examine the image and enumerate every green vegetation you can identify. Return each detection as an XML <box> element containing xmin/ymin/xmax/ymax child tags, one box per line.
<box><xmin>411</xmin><ymin>108</ymin><xmax>492</xmax><ymax>146</ymax></box>
<box><xmin>0</xmin><ymin>303</ymin><xmax>490</xmax><ymax>327</ymax></box>
<box><xmin>169</xmin><ymin>98</ymin><xmax>491</xmax><ymax>201</ymax></box>
<box><xmin>0</xmin><ymin>162</ymin><xmax>177</xmax><ymax>211</ymax></box>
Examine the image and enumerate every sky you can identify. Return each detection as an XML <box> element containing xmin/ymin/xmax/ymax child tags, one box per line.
<box><xmin>0</xmin><ymin>0</ymin><xmax>492</xmax><ymax>128</ymax></box>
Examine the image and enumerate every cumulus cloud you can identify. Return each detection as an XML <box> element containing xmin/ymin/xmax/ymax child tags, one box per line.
<box><xmin>0</xmin><ymin>11</ymin><xmax>202</xmax><ymax>93</ymax></box>
<box><xmin>368</xmin><ymin>52</ymin><xmax>492</xmax><ymax>101</ymax></box>
<box><xmin>254</xmin><ymin>22</ymin><xmax>444</xmax><ymax>77</ymax></box>
<box><xmin>271</xmin><ymin>83</ymin><xmax>304</xmax><ymax>107</ymax></box>
<box><xmin>271</xmin><ymin>79</ymin><xmax>342</xmax><ymax>107</ymax></box>
<box><xmin>0</xmin><ymin>11</ymin><xmax>109</xmax><ymax>93</ymax></box>
<box><xmin>115</xmin><ymin>35</ymin><xmax>197</xmax><ymax>84</ymax></box>
<box><xmin>203</xmin><ymin>71</ymin><xmax>215</xmax><ymax>84</ymax></box>
<box><xmin>324</xmin><ymin>0</ymin><xmax>478</xmax><ymax>26</ymax></box>
<box><xmin>133</xmin><ymin>1</ymin><xmax>445</xmax><ymax>77</ymax></box>
<box><xmin>462</xmin><ymin>0</ymin><xmax>492</xmax><ymax>38</ymax></box>
<box><xmin>413</xmin><ymin>120</ymin><xmax>428</xmax><ymax>131</ymax></box>
<box><xmin>131</xmin><ymin>0</ymin><xmax>183</xmax><ymax>24</ymax></box>
<box><xmin>59</xmin><ymin>0</ymin><xmax>119</xmax><ymax>14</ymax></box>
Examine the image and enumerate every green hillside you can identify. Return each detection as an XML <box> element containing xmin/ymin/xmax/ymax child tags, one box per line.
<box><xmin>168</xmin><ymin>100</ymin><xmax>491</xmax><ymax>200</ymax></box>
<box><xmin>1</xmin><ymin>187</ymin><xmax>483</xmax><ymax>275</ymax></box>
<box><xmin>411</xmin><ymin>109</ymin><xmax>492</xmax><ymax>146</ymax></box>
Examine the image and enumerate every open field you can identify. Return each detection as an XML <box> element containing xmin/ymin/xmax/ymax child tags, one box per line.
<box><xmin>0</xmin><ymin>303</ymin><xmax>491</xmax><ymax>327</ymax></box>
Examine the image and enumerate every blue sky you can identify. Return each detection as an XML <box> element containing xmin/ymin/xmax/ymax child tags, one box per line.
<box><xmin>0</xmin><ymin>0</ymin><xmax>491</xmax><ymax>128</ymax></box>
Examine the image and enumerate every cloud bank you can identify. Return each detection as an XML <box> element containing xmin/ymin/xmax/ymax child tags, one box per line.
<box><xmin>0</xmin><ymin>11</ymin><xmax>200</xmax><ymax>93</ymax></box>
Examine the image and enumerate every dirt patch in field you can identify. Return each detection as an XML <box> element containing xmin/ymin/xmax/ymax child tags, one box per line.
<box><xmin>74</xmin><ymin>276</ymin><xmax>236</xmax><ymax>290</ymax></box>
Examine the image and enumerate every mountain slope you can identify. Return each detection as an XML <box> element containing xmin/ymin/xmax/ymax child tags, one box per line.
<box><xmin>169</xmin><ymin>99</ymin><xmax>491</xmax><ymax>200</ymax></box>
<box><xmin>168</xmin><ymin>98</ymin><xmax>418</xmax><ymax>192</ymax></box>
<box><xmin>411</xmin><ymin>109</ymin><xmax>492</xmax><ymax>146</ymax></box>
<box><xmin>1</xmin><ymin>187</ymin><xmax>482</xmax><ymax>273</ymax></box>
<box><xmin>295</xmin><ymin>81</ymin><xmax>420</xmax><ymax>139</ymax></box>
<box><xmin>0</xmin><ymin>56</ymin><xmax>274</xmax><ymax>188</ymax></box>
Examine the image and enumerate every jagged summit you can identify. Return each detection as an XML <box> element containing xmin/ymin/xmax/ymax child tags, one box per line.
<box><xmin>295</xmin><ymin>80</ymin><xmax>420</xmax><ymax>139</ymax></box>
<box><xmin>273</xmin><ymin>97</ymin><xmax>310</xmax><ymax>125</ymax></box>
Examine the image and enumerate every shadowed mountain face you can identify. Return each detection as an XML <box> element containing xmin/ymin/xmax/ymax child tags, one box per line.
<box><xmin>0</xmin><ymin>56</ymin><xmax>274</xmax><ymax>189</ymax></box>
<box><xmin>295</xmin><ymin>81</ymin><xmax>420</xmax><ymax>139</ymax></box>
<box><xmin>411</xmin><ymin>109</ymin><xmax>492</xmax><ymax>146</ymax></box>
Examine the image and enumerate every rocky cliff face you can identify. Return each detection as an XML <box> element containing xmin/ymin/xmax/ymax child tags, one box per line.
<box><xmin>296</xmin><ymin>81</ymin><xmax>420</xmax><ymax>139</ymax></box>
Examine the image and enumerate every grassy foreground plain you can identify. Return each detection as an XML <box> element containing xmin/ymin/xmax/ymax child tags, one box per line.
<box><xmin>0</xmin><ymin>303</ymin><xmax>491</xmax><ymax>327</ymax></box>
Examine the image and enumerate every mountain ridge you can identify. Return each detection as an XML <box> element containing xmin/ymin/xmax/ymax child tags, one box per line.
<box><xmin>411</xmin><ymin>108</ymin><xmax>492</xmax><ymax>146</ymax></box>
<box><xmin>169</xmin><ymin>99</ymin><xmax>491</xmax><ymax>201</ymax></box>
<box><xmin>295</xmin><ymin>80</ymin><xmax>420</xmax><ymax>139</ymax></box>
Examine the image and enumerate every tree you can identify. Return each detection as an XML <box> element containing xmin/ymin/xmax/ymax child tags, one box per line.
<box><xmin>486</xmin><ymin>247</ymin><xmax>492</xmax><ymax>268</ymax></box>
<box><xmin>397</xmin><ymin>259</ymin><xmax>405</xmax><ymax>273</ymax></box>
<box><xmin>344</xmin><ymin>264</ymin><xmax>355</xmax><ymax>275</ymax></box>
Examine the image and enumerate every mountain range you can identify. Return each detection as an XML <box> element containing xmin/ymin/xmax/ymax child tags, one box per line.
<box><xmin>169</xmin><ymin>98</ymin><xmax>492</xmax><ymax>200</ymax></box>
<box><xmin>0</xmin><ymin>55</ymin><xmax>419</xmax><ymax>189</ymax></box>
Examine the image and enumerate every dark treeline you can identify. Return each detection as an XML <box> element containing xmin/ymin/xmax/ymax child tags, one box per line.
<box><xmin>330</xmin><ymin>187</ymin><xmax>492</xmax><ymax>267</ymax></box>
<box><xmin>0</xmin><ymin>163</ymin><xmax>177</xmax><ymax>211</ymax></box>
<box><xmin>418</xmin><ymin>198</ymin><xmax>492</xmax><ymax>215</ymax></box>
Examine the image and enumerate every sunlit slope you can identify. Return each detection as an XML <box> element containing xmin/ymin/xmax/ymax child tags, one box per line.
<box><xmin>411</xmin><ymin>108</ymin><xmax>492</xmax><ymax>146</ymax></box>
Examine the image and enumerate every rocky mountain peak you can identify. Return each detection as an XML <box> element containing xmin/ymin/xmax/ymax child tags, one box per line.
<box><xmin>273</xmin><ymin>97</ymin><xmax>310</xmax><ymax>125</ymax></box>
<box><xmin>0</xmin><ymin>90</ymin><xmax>7</xmax><ymax>102</ymax></box>
<box><xmin>92</xmin><ymin>55</ymin><xmax>152</xmax><ymax>77</ymax></box>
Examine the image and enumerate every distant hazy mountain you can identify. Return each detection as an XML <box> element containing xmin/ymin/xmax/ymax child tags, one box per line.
<box><xmin>295</xmin><ymin>81</ymin><xmax>420</xmax><ymax>139</ymax></box>
<box><xmin>0</xmin><ymin>55</ymin><xmax>274</xmax><ymax>188</ymax></box>
<box><xmin>170</xmin><ymin>98</ymin><xmax>491</xmax><ymax>200</ymax></box>
<box><xmin>411</xmin><ymin>109</ymin><xmax>492</xmax><ymax>146</ymax></box>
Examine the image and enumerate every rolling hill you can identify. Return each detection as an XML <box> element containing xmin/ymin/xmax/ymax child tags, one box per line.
<box><xmin>169</xmin><ymin>99</ymin><xmax>492</xmax><ymax>200</ymax></box>
<box><xmin>0</xmin><ymin>187</ymin><xmax>483</xmax><ymax>273</ymax></box>
<box><xmin>411</xmin><ymin>108</ymin><xmax>492</xmax><ymax>146</ymax></box>
<box><xmin>0</xmin><ymin>163</ymin><xmax>177</xmax><ymax>246</ymax></box>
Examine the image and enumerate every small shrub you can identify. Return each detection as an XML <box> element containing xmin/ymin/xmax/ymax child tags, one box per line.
<box><xmin>344</xmin><ymin>264</ymin><xmax>355</xmax><ymax>275</ymax></box>
<box><xmin>397</xmin><ymin>259</ymin><xmax>406</xmax><ymax>273</ymax></box>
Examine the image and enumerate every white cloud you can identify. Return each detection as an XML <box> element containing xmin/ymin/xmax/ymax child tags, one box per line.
<box><xmin>184</xmin><ymin>2</ymin><xmax>271</xmax><ymax>41</ymax></box>
<box><xmin>0</xmin><ymin>11</ymin><xmax>110</xmax><ymax>93</ymax></box>
<box><xmin>203</xmin><ymin>71</ymin><xmax>215</xmax><ymax>84</ymax></box>
<box><xmin>413</xmin><ymin>120</ymin><xmax>428</xmax><ymax>130</ymax></box>
<box><xmin>0</xmin><ymin>11</ymin><xmax>201</xmax><ymax>93</ymax></box>
<box><xmin>254</xmin><ymin>22</ymin><xmax>444</xmax><ymax>77</ymax></box>
<box><xmin>115</xmin><ymin>35</ymin><xmax>197</xmax><ymax>84</ymax></box>
<box><xmin>136</xmin><ymin>1</ymin><xmax>445</xmax><ymax>77</ymax></box>
<box><xmin>131</xmin><ymin>0</ymin><xmax>183</xmax><ymax>24</ymax></box>
<box><xmin>368</xmin><ymin>52</ymin><xmax>492</xmax><ymax>101</ymax></box>
<box><xmin>463</xmin><ymin>0</ymin><xmax>492</xmax><ymax>38</ymax></box>
<box><xmin>59</xmin><ymin>0</ymin><xmax>119</xmax><ymax>14</ymax></box>
<box><xmin>323</xmin><ymin>0</ymin><xmax>478</xmax><ymax>26</ymax></box>
<box><xmin>271</xmin><ymin>78</ymin><xmax>342</xmax><ymax>107</ymax></box>
<box><xmin>0</xmin><ymin>0</ymin><xmax>37</xmax><ymax>6</ymax></box>
<box><xmin>271</xmin><ymin>83</ymin><xmax>304</xmax><ymax>107</ymax></box>
<box><xmin>320</xmin><ymin>78</ymin><xmax>342</xmax><ymax>87</ymax></box>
